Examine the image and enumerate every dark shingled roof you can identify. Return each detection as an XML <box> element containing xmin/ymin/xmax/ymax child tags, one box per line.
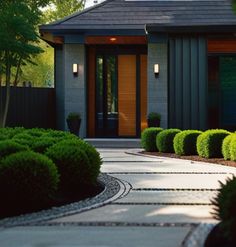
<box><xmin>40</xmin><ymin>0</ymin><xmax>236</xmax><ymax>32</ymax></box>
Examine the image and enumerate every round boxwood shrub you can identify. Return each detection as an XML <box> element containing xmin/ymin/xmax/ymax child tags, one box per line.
<box><xmin>222</xmin><ymin>134</ymin><xmax>236</xmax><ymax>160</ymax></box>
<box><xmin>197</xmin><ymin>129</ymin><xmax>230</xmax><ymax>158</ymax></box>
<box><xmin>45</xmin><ymin>141</ymin><xmax>96</xmax><ymax>193</ymax></box>
<box><xmin>230</xmin><ymin>137</ymin><xmax>236</xmax><ymax>161</ymax></box>
<box><xmin>141</xmin><ymin>127</ymin><xmax>163</xmax><ymax>152</ymax></box>
<box><xmin>23</xmin><ymin>128</ymin><xmax>46</xmax><ymax>138</ymax></box>
<box><xmin>0</xmin><ymin>151</ymin><xmax>59</xmax><ymax>209</ymax></box>
<box><xmin>212</xmin><ymin>177</ymin><xmax>236</xmax><ymax>243</ymax></box>
<box><xmin>0</xmin><ymin>140</ymin><xmax>28</xmax><ymax>160</ymax></box>
<box><xmin>32</xmin><ymin>137</ymin><xmax>57</xmax><ymax>154</ymax></box>
<box><xmin>156</xmin><ymin>129</ymin><xmax>181</xmax><ymax>153</ymax></box>
<box><xmin>42</xmin><ymin>130</ymin><xmax>77</xmax><ymax>142</ymax></box>
<box><xmin>57</xmin><ymin>139</ymin><xmax>102</xmax><ymax>183</ymax></box>
<box><xmin>12</xmin><ymin>133</ymin><xmax>35</xmax><ymax>147</ymax></box>
<box><xmin>173</xmin><ymin>130</ymin><xmax>202</xmax><ymax>156</ymax></box>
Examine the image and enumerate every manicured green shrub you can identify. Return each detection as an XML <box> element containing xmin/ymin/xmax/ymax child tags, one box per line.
<box><xmin>230</xmin><ymin>137</ymin><xmax>236</xmax><ymax>161</ymax></box>
<box><xmin>222</xmin><ymin>134</ymin><xmax>236</xmax><ymax>160</ymax></box>
<box><xmin>57</xmin><ymin>139</ymin><xmax>102</xmax><ymax>183</ymax></box>
<box><xmin>197</xmin><ymin>129</ymin><xmax>230</xmax><ymax>158</ymax></box>
<box><xmin>174</xmin><ymin>130</ymin><xmax>202</xmax><ymax>155</ymax></box>
<box><xmin>31</xmin><ymin>137</ymin><xmax>57</xmax><ymax>154</ymax></box>
<box><xmin>141</xmin><ymin>127</ymin><xmax>163</xmax><ymax>152</ymax></box>
<box><xmin>156</xmin><ymin>129</ymin><xmax>181</xmax><ymax>153</ymax></box>
<box><xmin>0</xmin><ymin>140</ymin><xmax>28</xmax><ymax>160</ymax></box>
<box><xmin>0</xmin><ymin>151</ymin><xmax>59</xmax><ymax>209</ymax></box>
<box><xmin>12</xmin><ymin>133</ymin><xmax>35</xmax><ymax>147</ymax></box>
<box><xmin>46</xmin><ymin>141</ymin><xmax>96</xmax><ymax>193</ymax></box>
<box><xmin>0</xmin><ymin>127</ymin><xmax>24</xmax><ymax>139</ymax></box>
<box><xmin>212</xmin><ymin>177</ymin><xmax>236</xmax><ymax>243</ymax></box>
<box><xmin>23</xmin><ymin>128</ymin><xmax>46</xmax><ymax>137</ymax></box>
<box><xmin>42</xmin><ymin>130</ymin><xmax>76</xmax><ymax>141</ymax></box>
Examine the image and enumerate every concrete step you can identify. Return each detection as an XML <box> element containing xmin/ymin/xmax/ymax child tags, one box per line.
<box><xmin>84</xmin><ymin>138</ymin><xmax>141</xmax><ymax>148</ymax></box>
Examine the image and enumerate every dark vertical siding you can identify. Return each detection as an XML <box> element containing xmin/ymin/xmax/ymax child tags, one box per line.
<box><xmin>169</xmin><ymin>35</ymin><xmax>207</xmax><ymax>130</ymax></box>
<box><xmin>0</xmin><ymin>87</ymin><xmax>56</xmax><ymax>129</ymax></box>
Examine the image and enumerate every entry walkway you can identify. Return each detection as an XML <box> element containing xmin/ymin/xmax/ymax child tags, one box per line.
<box><xmin>0</xmin><ymin>149</ymin><xmax>236</xmax><ymax>247</ymax></box>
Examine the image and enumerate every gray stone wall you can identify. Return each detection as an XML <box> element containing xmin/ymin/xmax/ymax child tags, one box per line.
<box><xmin>147</xmin><ymin>43</ymin><xmax>168</xmax><ymax>128</ymax></box>
<box><xmin>63</xmin><ymin>44</ymin><xmax>86</xmax><ymax>137</ymax></box>
<box><xmin>55</xmin><ymin>47</ymin><xmax>65</xmax><ymax>130</ymax></box>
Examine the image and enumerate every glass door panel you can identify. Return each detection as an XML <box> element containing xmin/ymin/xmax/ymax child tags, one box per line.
<box><xmin>96</xmin><ymin>55</ymin><xmax>118</xmax><ymax>137</ymax></box>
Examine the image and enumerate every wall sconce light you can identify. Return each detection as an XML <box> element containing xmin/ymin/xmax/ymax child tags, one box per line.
<box><xmin>73</xmin><ymin>63</ymin><xmax>78</xmax><ymax>77</ymax></box>
<box><xmin>154</xmin><ymin>64</ymin><xmax>159</xmax><ymax>77</ymax></box>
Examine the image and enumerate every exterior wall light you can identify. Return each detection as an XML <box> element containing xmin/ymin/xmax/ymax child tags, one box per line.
<box><xmin>154</xmin><ymin>64</ymin><xmax>159</xmax><ymax>77</ymax></box>
<box><xmin>73</xmin><ymin>63</ymin><xmax>78</xmax><ymax>77</ymax></box>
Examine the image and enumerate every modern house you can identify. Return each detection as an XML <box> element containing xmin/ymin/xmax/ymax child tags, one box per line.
<box><xmin>40</xmin><ymin>0</ymin><xmax>236</xmax><ymax>138</ymax></box>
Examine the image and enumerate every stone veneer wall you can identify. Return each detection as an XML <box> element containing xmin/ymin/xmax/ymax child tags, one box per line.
<box><xmin>61</xmin><ymin>44</ymin><xmax>86</xmax><ymax>137</ymax></box>
<box><xmin>147</xmin><ymin>43</ymin><xmax>168</xmax><ymax>128</ymax></box>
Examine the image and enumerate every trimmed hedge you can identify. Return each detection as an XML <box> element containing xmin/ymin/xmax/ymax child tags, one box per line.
<box><xmin>222</xmin><ymin>134</ymin><xmax>236</xmax><ymax>160</ymax></box>
<box><xmin>0</xmin><ymin>151</ymin><xmax>59</xmax><ymax>208</ymax></box>
<box><xmin>230</xmin><ymin>137</ymin><xmax>236</xmax><ymax>161</ymax></box>
<box><xmin>174</xmin><ymin>130</ymin><xmax>202</xmax><ymax>155</ymax></box>
<box><xmin>197</xmin><ymin>129</ymin><xmax>230</xmax><ymax>158</ymax></box>
<box><xmin>141</xmin><ymin>127</ymin><xmax>163</xmax><ymax>152</ymax></box>
<box><xmin>45</xmin><ymin>141</ymin><xmax>97</xmax><ymax>193</ymax></box>
<box><xmin>0</xmin><ymin>140</ymin><xmax>28</xmax><ymax>160</ymax></box>
<box><xmin>156</xmin><ymin>129</ymin><xmax>181</xmax><ymax>153</ymax></box>
<box><xmin>212</xmin><ymin>177</ymin><xmax>236</xmax><ymax>243</ymax></box>
<box><xmin>12</xmin><ymin>133</ymin><xmax>35</xmax><ymax>147</ymax></box>
<box><xmin>32</xmin><ymin>137</ymin><xmax>57</xmax><ymax>154</ymax></box>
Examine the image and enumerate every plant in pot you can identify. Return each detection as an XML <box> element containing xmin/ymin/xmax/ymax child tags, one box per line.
<box><xmin>147</xmin><ymin>112</ymin><xmax>161</xmax><ymax>127</ymax></box>
<box><xmin>66</xmin><ymin>112</ymin><xmax>81</xmax><ymax>136</ymax></box>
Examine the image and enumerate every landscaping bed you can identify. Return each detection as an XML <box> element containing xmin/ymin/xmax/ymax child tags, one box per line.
<box><xmin>142</xmin><ymin>151</ymin><xmax>236</xmax><ymax>168</ymax></box>
<box><xmin>0</xmin><ymin>127</ymin><xmax>103</xmax><ymax>219</ymax></box>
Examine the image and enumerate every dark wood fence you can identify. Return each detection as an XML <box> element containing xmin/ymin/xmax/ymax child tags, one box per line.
<box><xmin>0</xmin><ymin>87</ymin><xmax>56</xmax><ymax>129</ymax></box>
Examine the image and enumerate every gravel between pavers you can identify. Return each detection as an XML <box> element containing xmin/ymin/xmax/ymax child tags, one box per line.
<box><xmin>0</xmin><ymin>173</ymin><xmax>128</xmax><ymax>228</ymax></box>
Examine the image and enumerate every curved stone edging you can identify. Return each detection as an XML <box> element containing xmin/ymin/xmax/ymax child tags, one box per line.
<box><xmin>0</xmin><ymin>173</ymin><xmax>131</xmax><ymax>228</ymax></box>
<box><xmin>182</xmin><ymin>223</ymin><xmax>216</xmax><ymax>247</ymax></box>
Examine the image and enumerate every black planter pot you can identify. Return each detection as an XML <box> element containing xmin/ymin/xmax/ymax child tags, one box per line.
<box><xmin>204</xmin><ymin>223</ymin><xmax>233</xmax><ymax>247</ymax></box>
<box><xmin>148</xmin><ymin>119</ymin><xmax>161</xmax><ymax>128</ymax></box>
<box><xmin>67</xmin><ymin>118</ymin><xmax>81</xmax><ymax>135</ymax></box>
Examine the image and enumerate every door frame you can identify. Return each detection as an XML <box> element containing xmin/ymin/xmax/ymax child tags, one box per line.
<box><xmin>86</xmin><ymin>45</ymin><xmax>147</xmax><ymax>138</ymax></box>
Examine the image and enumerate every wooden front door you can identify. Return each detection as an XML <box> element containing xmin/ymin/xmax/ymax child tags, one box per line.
<box><xmin>87</xmin><ymin>46</ymin><xmax>147</xmax><ymax>138</ymax></box>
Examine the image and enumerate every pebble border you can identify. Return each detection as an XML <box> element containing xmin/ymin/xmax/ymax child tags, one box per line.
<box><xmin>0</xmin><ymin>173</ymin><xmax>130</xmax><ymax>228</ymax></box>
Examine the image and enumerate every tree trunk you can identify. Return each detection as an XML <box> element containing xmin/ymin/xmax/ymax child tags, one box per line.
<box><xmin>13</xmin><ymin>57</ymin><xmax>22</xmax><ymax>87</ymax></box>
<box><xmin>1</xmin><ymin>51</ymin><xmax>11</xmax><ymax>128</ymax></box>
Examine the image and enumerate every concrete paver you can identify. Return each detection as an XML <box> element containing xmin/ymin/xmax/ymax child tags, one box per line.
<box><xmin>116</xmin><ymin>191</ymin><xmax>217</xmax><ymax>204</ymax></box>
<box><xmin>112</xmin><ymin>173</ymin><xmax>233</xmax><ymax>189</ymax></box>
<box><xmin>50</xmin><ymin>204</ymin><xmax>216</xmax><ymax>224</ymax></box>
<box><xmin>0</xmin><ymin>226</ymin><xmax>190</xmax><ymax>247</ymax></box>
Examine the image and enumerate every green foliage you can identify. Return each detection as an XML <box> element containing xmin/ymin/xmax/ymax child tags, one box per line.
<box><xmin>222</xmin><ymin>134</ymin><xmax>236</xmax><ymax>160</ymax></box>
<box><xmin>0</xmin><ymin>140</ymin><xmax>28</xmax><ymax>160</ymax></box>
<box><xmin>45</xmin><ymin>141</ymin><xmax>97</xmax><ymax>193</ymax></box>
<box><xmin>23</xmin><ymin>128</ymin><xmax>46</xmax><ymax>137</ymax></box>
<box><xmin>147</xmin><ymin>112</ymin><xmax>161</xmax><ymax>120</ymax></box>
<box><xmin>42</xmin><ymin>129</ymin><xmax>76</xmax><ymax>140</ymax></box>
<box><xmin>174</xmin><ymin>130</ymin><xmax>202</xmax><ymax>156</ymax></box>
<box><xmin>0</xmin><ymin>127</ymin><xmax>25</xmax><ymax>139</ymax></box>
<box><xmin>67</xmin><ymin>112</ymin><xmax>81</xmax><ymax>120</ymax></box>
<box><xmin>0</xmin><ymin>151</ymin><xmax>59</xmax><ymax>208</ymax></box>
<box><xmin>230</xmin><ymin>137</ymin><xmax>236</xmax><ymax>161</ymax></box>
<box><xmin>197</xmin><ymin>129</ymin><xmax>230</xmax><ymax>158</ymax></box>
<box><xmin>12</xmin><ymin>133</ymin><xmax>35</xmax><ymax>147</ymax></box>
<box><xmin>32</xmin><ymin>137</ymin><xmax>57</xmax><ymax>153</ymax></box>
<box><xmin>141</xmin><ymin>127</ymin><xmax>163</xmax><ymax>152</ymax></box>
<box><xmin>156</xmin><ymin>129</ymin><xmax>181</xmax><ymax>153</ymax></box>
<box><xmin>212</xmin><ymin>177</ymin><xmax>236</xmax><ymax>243</ymax></box>
<box><xmin>43</xmin><ymin>0</ymin><xmax>84</xmax><ymax>23</ymax></box>
<box><xmin>57</xmin><ymin>139</ymin><xmax>102</xmax><ymax>184</ymax></box>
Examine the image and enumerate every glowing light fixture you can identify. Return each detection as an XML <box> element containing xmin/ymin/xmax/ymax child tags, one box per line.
<box><xmin>73</xmin><ymin>64</ymin><xmax>78</xmax><ymax>77</ymax></box>
<box><xmin>154</xmin><ymin>64</ymin><xmax>159</xmax><ymax>76</ymax></box>
<box><xmin>110</xmin><ymin>37</ymin><xmax>117</xmax><ymax>42</ymax></box>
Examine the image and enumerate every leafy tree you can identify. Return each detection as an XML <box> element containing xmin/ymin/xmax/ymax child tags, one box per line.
<box><xmin>43</xmin><ymin>0</ymin><xmax>85</xmax><ymax>23</ymax></box>
<box><xmin>0</xmin><ymin>0</ymin><xmax>50</xmax><ymax>127</ymax></box>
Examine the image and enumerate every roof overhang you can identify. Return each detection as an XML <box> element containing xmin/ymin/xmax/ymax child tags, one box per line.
<box><xmin>145</xmin><ymin>24</ymin><xmax>236</xmax><ymax>34</ymax></box>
